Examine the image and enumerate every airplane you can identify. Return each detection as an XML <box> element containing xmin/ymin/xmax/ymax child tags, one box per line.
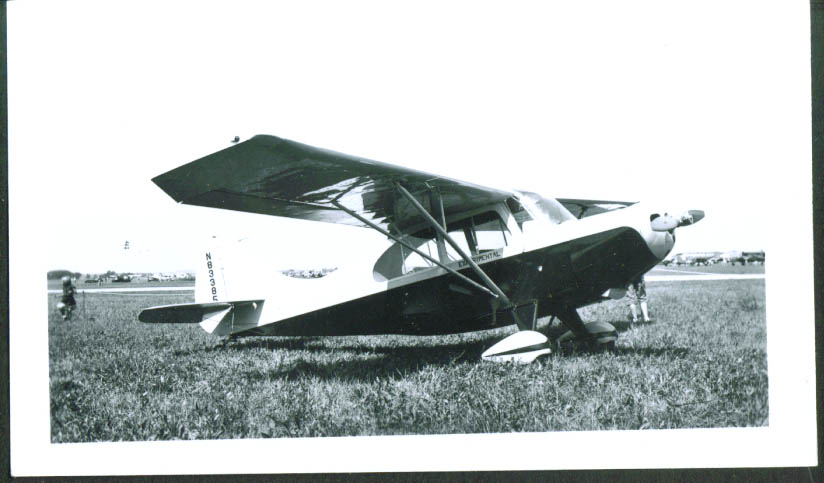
<box><xmin>174</xmin><ymin>272</ymin><xmax>195</xmax><ymax>281</ymax></box>
<box><xmin>149</xmin><ymin>273</ymin><xmax>176</xmax><ymax>282</ymax></box>
<box><xmin>111</xmin><ymin>273</ymin><xmax>132</xmax><ymax>283</ymax></box>
<box><xmin>665</xmin><ymin>251</ymin><xmax>720</xmax><ymax>266</ymax></box>
<box><xmin>716</xmin><ymin>250</ymin><xmax>765</xmax><ymax>265</ymax></box>
<box><xmin>743</xmin><ymin>250</ymin><xmax>765</xmax><ymax>264</ymax></box>
<box><xmin>722</xmin><ymin>251</ymin><xmax>746</xmax><ymax>265</ymax></box>
<box><xmin>139</xmin><ymin>135</ymin><xmax>704</xmax><ymax>362</ymax></box>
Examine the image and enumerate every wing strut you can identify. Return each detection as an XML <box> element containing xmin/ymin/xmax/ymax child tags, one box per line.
<box><xmin>394</xmin><ymin>183</ymin><xmax>515</xmax><ymax>310</ymax></box>
<box><xmin>330</xmin><ymin>200</ymin><xmax>497</xmax><ymax>298</ymax></box>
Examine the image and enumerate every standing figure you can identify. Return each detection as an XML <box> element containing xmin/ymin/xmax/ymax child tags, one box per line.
<box><xmin>58</xmin><ymin>275</ymin><xmax>77</xmax><ymax>321</ymax></box>
<box><xmin>627</xmin><ymin>274</ymin><xmax>651</xmax><ymax>324</ymax></box>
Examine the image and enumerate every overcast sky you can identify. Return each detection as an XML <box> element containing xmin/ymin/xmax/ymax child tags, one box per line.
<box><xmin>8</xmin><ymin>1</ymin><xmax>810</xmax><ymax>273</ymax></box>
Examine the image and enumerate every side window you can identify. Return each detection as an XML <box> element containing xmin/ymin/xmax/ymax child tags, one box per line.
<box><xmin>474</xmin><ymin>213</ymin><xmax>508</xmax><ymax>252</ymax></box>
<box><xmin>402</xmin><ymin>237</ymin><xmax>438</xmax><ymax>273</ymax></box>
<box><xmin>444</xmin><ymin>211</ymin><xmax>509</xmax><ymax>260</ymax></box>
<box><xmin>374</xmin><ymin>210</ymin><xmax>512</xmax><ymax>280</ymax></box>
<box><xmin>445</xmin><ymin>226</ymin><xmax>474</xmax><ymax>260</ymax></box>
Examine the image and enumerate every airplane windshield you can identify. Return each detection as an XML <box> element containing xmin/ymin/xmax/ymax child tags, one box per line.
<box><xmin>514</xmin><ymin>191</ymin><xmax>576</xmax><ymax>225</ymax></box>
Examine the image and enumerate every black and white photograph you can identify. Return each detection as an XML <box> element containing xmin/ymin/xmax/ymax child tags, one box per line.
<box><xmin>8</xmin><ymin>0</ymin><xmax>816</xmax><ymax>476</ymax></box>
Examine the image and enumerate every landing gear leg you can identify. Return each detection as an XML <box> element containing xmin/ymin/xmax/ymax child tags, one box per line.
<box><xmin>555</xmin><ymin>305</ymin><xmax>590</xmax><ymax>340</ymax></box>
<box><xmin>511</xmin><ymin>300</ymin><xmax>539</xmax><ymax>331</ymax></box>
<box><xmin>553</xmin><ymin>305</ymin><xmax>617</xmax><ymax>353</ymax></box>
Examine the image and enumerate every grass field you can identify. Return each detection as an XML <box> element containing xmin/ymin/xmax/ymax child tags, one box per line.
<box><xmin>48</xmin><ymin>277</ymin><xmax>767</xmax><ymax>442</ymax></box>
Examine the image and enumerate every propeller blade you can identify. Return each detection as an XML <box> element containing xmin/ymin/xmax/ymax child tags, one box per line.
<box><xmin>678</xmin><ymin>210</ymin><xmax>705</xmax><ymax>227</ymax></box>
<box><xmin>650</xmin><ymin>210</ymin><xmax>704</xmax><ymax>232</ymax></box>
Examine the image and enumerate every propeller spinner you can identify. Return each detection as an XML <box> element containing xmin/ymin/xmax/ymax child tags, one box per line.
<box><xmin>650</xmin><ymin>210</ymin><xmax>705</xmax><ymax>232</ymax></box>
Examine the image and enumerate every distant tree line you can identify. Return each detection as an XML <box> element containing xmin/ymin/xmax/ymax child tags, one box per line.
<box><xmin>47</xmin><ymin>270</ymin><xmax>82</xmax><ymax>280</ymax></box>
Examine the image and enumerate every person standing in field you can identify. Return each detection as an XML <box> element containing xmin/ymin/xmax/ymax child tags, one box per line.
<box><xmin>58</xmin><ymin>275</ymin><xmax>77</xmax><ymax>321</ymax></box>
<box><xmin>627</xmin><ymin>274</ymin><xmax>651</xmax><ymax>324</ymax></box>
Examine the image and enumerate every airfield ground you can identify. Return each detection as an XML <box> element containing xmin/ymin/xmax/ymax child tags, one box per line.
<box><xmin>48</xmin><ymin>266</ymin><xmax>767</xmax><ymax>441</ymax></box>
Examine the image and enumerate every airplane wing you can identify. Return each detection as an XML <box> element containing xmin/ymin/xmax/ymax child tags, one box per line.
<box><xmin>152</xmin><ymin>135</ymin><xmax>515</xmax><ymax>234</ymax></box>
<box><xmin>556</xmin><ymin>198</ymin><xmax>637</xmax><ymax>219</ymax></box>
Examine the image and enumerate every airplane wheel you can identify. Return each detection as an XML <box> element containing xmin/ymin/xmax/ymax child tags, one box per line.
<box><xmin>585</xmin><ymin>339</ymin><xmax>615</xmax><ymax>353</ymax></box>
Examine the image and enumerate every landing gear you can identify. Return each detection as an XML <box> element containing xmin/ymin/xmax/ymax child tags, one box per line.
<box><xmin>510</xmin><ymin>300</ymin><xmax>539</xmax><ymax>331</ymax></box>
<box><xmin>551</xmin><ymin>305</ymin><xmax>618</xmax><ymax>353</ymax></box>
<box><xmin>481</xmin><ymin>300</ymin><xmax>551</xmax><ymax>363</ymax></box>
<box><xmin>481</xmin><ymin>302</ymin><xmax>617</xmax><ymax>362</ymax></box>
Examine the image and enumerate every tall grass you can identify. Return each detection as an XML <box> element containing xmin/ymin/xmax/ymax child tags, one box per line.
<box><xmin>49</xmin><ymin>279</ymin><xmax>767</xmax><ymax>442</ymax></box>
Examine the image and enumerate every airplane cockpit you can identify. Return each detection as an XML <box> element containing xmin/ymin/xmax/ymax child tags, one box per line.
<box><xmin>372</xmin><ymin>204</ymin><xmax>524</xmax><ymax>282</ymax></box>
<box><xmin>370</xmin><ymin>191</ymin><xmax>607</xmax><ymax>282</ymax></box>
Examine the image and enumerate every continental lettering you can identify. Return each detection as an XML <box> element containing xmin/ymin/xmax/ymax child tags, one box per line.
<box><xmin>456</xmin><ymin>249</ymin><xmax>503</xmax><ymax>268</ymax></box>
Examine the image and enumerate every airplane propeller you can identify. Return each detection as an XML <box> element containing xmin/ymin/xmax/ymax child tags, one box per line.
<box><xmin>650</xmin><ymin>210</ymin><xmax>705</xmax><ymax>232</ymax></box>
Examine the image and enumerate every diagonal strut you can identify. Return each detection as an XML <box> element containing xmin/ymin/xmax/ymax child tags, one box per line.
<box><xmin>394</xmin><ymin>183</ymin><xmax>514</xmax><ymax>309</ymax></box>
<box><xmin>329</xmin><ymin>199</ymin><xmax>497</xmax><ymax>298</ymax></box>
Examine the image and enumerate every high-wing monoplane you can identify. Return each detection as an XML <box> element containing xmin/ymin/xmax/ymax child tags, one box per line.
<box><xmin>139</xmin><ymin>135</ymin><xmax>704</xmax><ymax>362</ymax></box>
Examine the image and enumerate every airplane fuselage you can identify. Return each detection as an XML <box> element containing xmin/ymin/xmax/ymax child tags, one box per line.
<box><xmin>230</xmin><ymin>201</ymin><xmax>673</xmax><ymax>337</ymax></box>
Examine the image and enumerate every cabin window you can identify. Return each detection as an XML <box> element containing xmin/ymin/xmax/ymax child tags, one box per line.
<box><xmin>474</xmin><ymin>212</ymin><xmax>509</xmax><ymax>251</ymax></box>
<box><xmin>400</xmin><ymin>235</ymin><xmax>439</xmax><ymax>273</ymax></box>
<box><xmin>372</xmin><ymin>210</ymin><xmax>512</xmax><ymax>281</ymax></box>
<box><xmin>444</xmin><ymin>210</ymin><xmax>509</xmax><ymax>259</ymax></box>
<box><xmin>407</xmin><ymin>211</ymin><xmax>509</xmax><ymax>274</ymax></box>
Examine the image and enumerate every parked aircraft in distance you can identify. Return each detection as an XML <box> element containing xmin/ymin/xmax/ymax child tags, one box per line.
<box><xmin>718</xmin><ymin>250</ymin><xmax>766</xmax><ymax>265</ymax></box>
<box><xmin>111</xmin><ymin>273</ymin><xmax>132</xmax><ymax>283</ymax></box>
<box><xmin>139</xmin><ymin>135</ymin><xmax>704</xmax><ymax>362</ymax></box>
<box><xmin>663</xmin><ymin>252</ymin><xmax>720</xmax><ymax>266</ymax></box>
<box><xmin>743</xmin><ymin>251</ymin><xmax>765</xmax><ymax>264</ymax></box>
<box><xmin>149</xmin><ymin>273</ymin><xmax>176</xmax><ymax>282</ymax></box>
<box><xmin>662</xmin><ymin>250</ymin><xmax>766</xmax><ymax>266</ymax></box>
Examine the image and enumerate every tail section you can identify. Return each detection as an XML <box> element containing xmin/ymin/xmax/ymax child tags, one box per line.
<box><xmin>138</xmin><ymin>299</ymin><xmax>264</xmax><ymax>335</ymax></box>
<box><xmin>195</xmin><ymin>237</ymin><xmax>229</xmax><ymax>303</ymax></box>
<box><xmin>140</xmin><ymin>236</ymin><xmax>361</xmax><ymax>336</ymax></box>
<box><xmin>139</xmin><ymin>236</ymin><xmax>265</xmax><ymax>335</ymax></box>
